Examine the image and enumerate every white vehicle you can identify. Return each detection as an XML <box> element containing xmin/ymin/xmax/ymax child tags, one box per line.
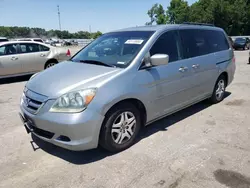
<box><xmin>0</xmin><ymin>41</ymin><xmax>71</xmax><ymax>78</ymax></box>
<box><xmin>14</xmin><ymin>38</ymin><xmax>44</xmax><ymax>43</ymax></box>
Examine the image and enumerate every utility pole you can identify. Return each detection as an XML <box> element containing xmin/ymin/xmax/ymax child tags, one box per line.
<box><xmin>89</xmin><ymin>25</ymin><xmax>91</xmax><ymax>33</ymax></box>
<box><xmin>57</xmin><ymin>5</ymin><xmax>61</xmax><ymax>31</ymax></box>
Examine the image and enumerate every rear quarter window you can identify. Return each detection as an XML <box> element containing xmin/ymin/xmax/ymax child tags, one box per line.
<box><xmin>204</xmin><ymin>30</ymin><xmax>229</xmax><ymax>52</ymax></box>
<box><xmin>180</xmin><ymin>29</ymin><xmax>229</xmax><ymax>58</ymax></box>
<box><xmin>39</xmin><ymin>45</ymin><xmax>50</xmax><ymax>52</ymax></box>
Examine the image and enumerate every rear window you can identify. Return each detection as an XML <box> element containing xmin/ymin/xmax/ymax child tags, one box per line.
<box><xmin>0</xmin><ymin>39</ymin><xmax>8</xmax><ymax>42</ymax></box>
<box><xmin>34</xmin><ymin>39</ymin><xmax>43</xmax><ymax>43</ymax></box>
<box><xmin>180</xmin><ymin>29</ymin><xmax>229</xmax><ymax>58</ymax></box>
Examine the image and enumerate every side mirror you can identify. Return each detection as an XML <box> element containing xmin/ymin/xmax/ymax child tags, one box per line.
<box><xmin>150</xmin><ymin>54</ymin><xmax>169</xmax><ymax>66</ymax></box>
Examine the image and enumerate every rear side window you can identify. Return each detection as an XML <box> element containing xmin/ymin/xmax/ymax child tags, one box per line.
<box><xmin>150</xmin><ymin>30</ymin><xmax>180</xmax><ymax>62</ymax></box>
<box><xmin>204</xmin><ymin>30</ymin><xmax>229</xmax><ymax>52</ymax></box>
<box><xmin>20</xmin><ymin>43</ymin><xmax>40</xmax><ymax>53</ymax></box>
<box><xmin>180</xmin><ymin>29</ymin><xmax>229</xmax><ymax>58</ymax></box>
<box><xmin>39</xmin><ymin>45</ymin><xmax>50</xmax><ymax>51</ymax></box>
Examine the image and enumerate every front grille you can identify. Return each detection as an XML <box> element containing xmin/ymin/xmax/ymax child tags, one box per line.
<box><xmin>22</xmin><ymin>89</ymin><xmax>48</xmax><ymax>114</ymax></box>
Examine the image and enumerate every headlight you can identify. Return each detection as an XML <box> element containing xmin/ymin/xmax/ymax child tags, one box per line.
<box><xmin>49</xmin><ymin>88</ymin><xmax>97</xmax><ymax>113</ymax></box>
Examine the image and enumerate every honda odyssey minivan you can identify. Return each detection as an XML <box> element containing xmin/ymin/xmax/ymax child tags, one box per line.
<box><xmin>19</xmin><ymin>23</ymin><xmax>236</xmax><ymax>152</ymax></box>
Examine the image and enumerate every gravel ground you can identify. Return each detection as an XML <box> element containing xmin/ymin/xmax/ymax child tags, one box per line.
<box><xmin>0</xmin><ymin>51</ymin><xmax>250</xmax><ymax>188</ymax></box>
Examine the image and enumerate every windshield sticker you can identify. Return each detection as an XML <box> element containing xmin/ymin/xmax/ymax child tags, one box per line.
<box><xmin>88</xmin><ymin>52</ymin><xmax>97</xmax><ymax>57</ymax></box>
<box><xmin>125</xmin><ymin>39</ymin><xmax>144</xmax><ymax>45</ymax></box>
<box><xmin>117</xmin><ymin>61</ymin><xmax>126</xmax><ymax>65</ymax></box>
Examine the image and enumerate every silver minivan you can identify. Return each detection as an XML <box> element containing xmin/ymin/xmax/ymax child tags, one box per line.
<box><xmin>19</xmin><ymin>24</ymin><xmax>236</xmax><ymax>152</ymax></box>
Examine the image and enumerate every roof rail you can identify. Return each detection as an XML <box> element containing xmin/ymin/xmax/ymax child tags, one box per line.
<box><xmin>182</xmin><ymin>22</ymin><xmax>215</xmax><ymax>27</ymax></box>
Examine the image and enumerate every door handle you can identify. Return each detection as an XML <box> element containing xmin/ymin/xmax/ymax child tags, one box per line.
<box><xmin>40</xmin><ymin>54</ymin><xmax>46</xmax><ymax>57</ymax></box>
<box><xmin>192</xmin><ymin>64</ymin><xmax>200</xmax><ymax>69</ymax></box>
<box><xmin>11</xmin><ymin>56</ymin><xmax>18</xmax><ymax>61</ymax></box>
<box><xmin>179</xmin><ymin>66</ymin><xmax>188</xmax><ymax>72</ymax></box>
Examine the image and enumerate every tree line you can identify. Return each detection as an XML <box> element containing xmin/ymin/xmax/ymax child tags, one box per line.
<box><xmin>146</xmin><ymin>0</ymin><xmax>250</xmax><ymax>36</ymax></box>
<box><xmin>0</xmin><ymin>26</ymin><xmax>102</xmax><ymax>39</ymax></box>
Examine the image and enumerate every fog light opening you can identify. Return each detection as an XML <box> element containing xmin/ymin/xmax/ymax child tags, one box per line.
<box><xmin>56</xmin><ymin>135</ymin><xmax>71</xmax><ymax>142</ymax></box>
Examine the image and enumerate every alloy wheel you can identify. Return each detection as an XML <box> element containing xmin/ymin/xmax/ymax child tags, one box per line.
<box><xmin>111</xmin><ymin>111</ymin><xmax>136</xmax><ymax>144</ymax></box>
<box><xmin>46</xmin><ymin>63</ymin><xmax>56</xmax><ymax>69</ymax></box>
<box><xmin>215</xmin><ymin>79</ymin><xmax>225</xmax><ymax>100</ymax></box>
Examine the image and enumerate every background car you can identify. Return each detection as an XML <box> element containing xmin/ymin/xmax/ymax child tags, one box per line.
<box><xmin>0</xmin><ymin>41</ymin><xmax>71</xmax><ymax>78</ymax></box>
<box><xmin>0</xmin><ymin>37</ymin><xmax>9</xmax><ymax>43</ymax></box>
<box><xmin>233</xmin><ymin>37</ymin><xmax>250</xmax><ymax>50</ymax></box>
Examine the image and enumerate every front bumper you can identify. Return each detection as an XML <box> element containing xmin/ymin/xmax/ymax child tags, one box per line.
<box><xmin>20</xmin><ymin>101</ymin><xmax>105</xmax><ymax>151</ymax></box>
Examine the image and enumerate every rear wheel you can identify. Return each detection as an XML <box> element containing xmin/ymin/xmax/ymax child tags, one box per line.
<box><xmin>209</xmin><ymin>75</ymin><xmax>226</xmax><ymax>104</ymax></box>
<box><xmin>99</xmin><ymin>103</ymin><xmax>141</xmax><ymax>152</ymax></box>
<box><xmin>45</xmin><ymin>60</ymin><xmax>57</xmax><ymax>69</ymax></box>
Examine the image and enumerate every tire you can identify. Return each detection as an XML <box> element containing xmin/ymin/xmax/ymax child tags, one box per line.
<box><xmin>99</xmin><ymin>103</ymin><xmax>141</xmax><ymax>152</ymax></box>
<box><xmin>209</xmin><ymin>75</ymin><xmax>227</xmax><ymax>104</ymax></box>
<box><xmin>45</xmin><ymin>61</ymin><xmax>57</xmax><ymax>69</ymax></box>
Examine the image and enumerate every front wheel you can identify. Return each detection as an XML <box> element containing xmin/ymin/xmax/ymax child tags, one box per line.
<box><xmin>209</xmin><ymin>75</ymin><xmax>226</xmax><ymax>104</ymax></box>
<box><xmin>99</xmin><ymin>103</ymin><xmax>141</xmax><ymax>152</ymax></box>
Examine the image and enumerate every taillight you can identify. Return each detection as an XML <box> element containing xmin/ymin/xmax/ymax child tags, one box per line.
<box><xmin>66</xmin><ymin>49</ymin><xmax>71</xmax><ymax>57</ymax></box>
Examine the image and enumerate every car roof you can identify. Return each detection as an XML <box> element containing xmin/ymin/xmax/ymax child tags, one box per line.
<box><xmin>0</xmin><ymin>40</ymin><xmax>50</xmax><ymax>47</ymax></box>
<box><xmin>110</xmin><ymin>24</ymin><xmax>223</xmax><ymax>33</ymax></box>
<box><xmin>15</xmin><ymin>38</ymin><xmax>42</xmax><ymax>40</ymax></box>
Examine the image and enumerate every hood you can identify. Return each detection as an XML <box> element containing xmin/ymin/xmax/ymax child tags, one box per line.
<box><xmin>26</xmin><ymin>61</ymin><xmax>121</xmax><ymax>98</ymax></box>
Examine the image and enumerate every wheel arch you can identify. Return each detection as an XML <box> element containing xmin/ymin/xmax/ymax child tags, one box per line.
<box><xmin>44</xmin><ymin>58</ymin><xmax>58</xmax><ymax>69</ymax></box>
<box><xmin>219</xmin><ymin>71</ymin><xmax>228</xmax><ymax>86</ymax></box>
<box><xmin>103</xmin><ymin>98</ymin><xmax>147</xmax><ymax>127</ymax></box>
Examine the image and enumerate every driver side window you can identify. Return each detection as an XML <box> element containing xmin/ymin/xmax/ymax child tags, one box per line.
<box><xmin>88</xmin><ymin>38</ymin><xmax>119</xmax><ymax>57</ymax></box>
<box><xmin>150</xmin><ymin>30</ymin><xmax>180</xmax><ymax>63</ymax></box>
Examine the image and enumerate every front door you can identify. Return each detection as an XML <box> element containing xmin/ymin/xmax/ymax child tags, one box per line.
<box><xmin>0</xmin><ymin>43</ymin><xmax>21</xmax><ymax>77</ymax></box>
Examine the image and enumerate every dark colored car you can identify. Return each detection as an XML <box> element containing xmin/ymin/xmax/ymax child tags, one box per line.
<box><xmin>233</xmin><ymin>37</ymin><xmax>250</xmax><ymax>50</ymax></box>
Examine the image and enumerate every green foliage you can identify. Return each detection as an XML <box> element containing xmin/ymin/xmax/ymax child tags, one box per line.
<box><xmin>0</xmin><ymin>26</ymin><xmax>102</xmax><ymax>39</ymax></box>
<box><xmin>147</xmin><ymin>0</ymin><xmax>250</xmax><ymax>35</ymax></box>
<box><xmin>146</xmin><ymin>3</ymin><xmax>167</xmax><ymax>25</ymax></box>
<box><xmin>167</xmin><ymin>0</ymin><xmax>190</xmax><ymax>24</ymax></box>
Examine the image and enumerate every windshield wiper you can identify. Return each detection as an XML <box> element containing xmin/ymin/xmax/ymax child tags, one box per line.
<box><xmin>78</xmin><ymin>60</ymin><xmax>114</xmax><ymax>67</ymax></box>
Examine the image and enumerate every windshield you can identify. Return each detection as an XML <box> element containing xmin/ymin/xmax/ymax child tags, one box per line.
<box><xmin>235</xmin><ymin>38</ymin><xmax>246</xmax><ymax>42</ymax></box>
<box><xmin>71</xmin><ymin>31</ymin><xmax>154</xmax><ymax>68</ymax></box>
